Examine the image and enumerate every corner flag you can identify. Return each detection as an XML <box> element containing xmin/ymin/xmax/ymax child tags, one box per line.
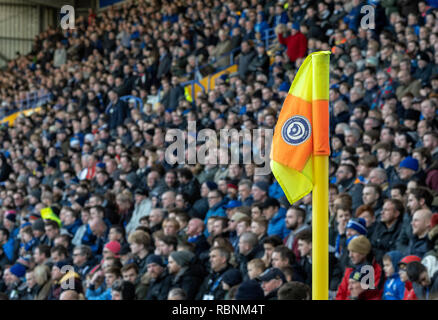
<box><xmin>270</xmin><ymin>51</ymin><xmax>330</xmax><ymax>204</ymax></box>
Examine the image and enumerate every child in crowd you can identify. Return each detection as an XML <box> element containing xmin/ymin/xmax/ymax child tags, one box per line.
<box><xmin>398</xmin><ymin>255</ymin><xmax>422</xmax><ymax>300</ymax></box>
<box><xmin>382</xmin><ymin>251</ymin><xmax>405</xmax><ymax>300</ymax></box>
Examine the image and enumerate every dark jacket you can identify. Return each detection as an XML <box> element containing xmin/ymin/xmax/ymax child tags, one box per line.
<box><xmin>187</xmin><ymin>234</ymin><xmax>210</xmax><ymax>257</ymax></box>
<box><xmin>371</xmin><ymin>218</ymin><xmax>404</xmax><ymax>264</ymax></box>
<box><xmin>145</xmin><ymin>270</ymin><xmax>172</xmax><ymax>300</ymax></box>
<box><xmin>191</xmin><ymin>198</ymin><xmax>209</xmax><ymax>220</ymax></box>
<box><xmin>106</xmin><ymin>98</ymin><xmax>128</xmax><ymax>131</ymax></box>
<box><xmin>177</xmin><ymin>178</ymin><xmax>201</xmax><ymax>204</ymax></box>
<box><xmin>169</xmin><ymin>266</ymin><xmax>203</xmax><ymax>300</ymax></box>
<box><xmin>196</xmin><ymin>264</ymin><xmax>233</xmax><ymax>300</ymax></box>
<box><xmin>248</xmin><ymin>53</ymin><xmax>270</xmax><ymax>76</ymax></box>
<box><xmin>0</xmin><ymin>153</ymin><xmax>12</xmax><ymax>182</ymax></box>
<box><xmin>412</xmin><ymin>270</ymin><xmax>438</xmax><ymax>300</ymax></box>
<box><xmin>238</xmin><ymin>49</ymin><xmax>257</xmax><ymax>79</ymax></box>
<box><xmin>408</xmin><ymin>234</ymin><xmax>432</xmax><ymax>258</ymax></box>
<box><xmin>236</xmin><ymin>244</ymin><xmax>264</xmax><ymax>281</ymax></box>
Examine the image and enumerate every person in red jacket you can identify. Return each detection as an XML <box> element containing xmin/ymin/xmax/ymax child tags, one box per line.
<box><xmin>398</xmin><ymin>255</ymin><xmax>422</xmax><ymax>300</ymax></box>
<box><xmin>276</xmin><ymin>22</ymin><xmax>307</xmax><ymax>64</ymax></box>
<box><xmin>336</xmin><ymin>235</ymin><xmax>383</xmax><ymax>300</ymax></box>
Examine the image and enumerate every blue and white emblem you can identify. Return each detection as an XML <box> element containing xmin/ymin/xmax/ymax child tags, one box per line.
<box><xmin>281</xmin><ymin>116</ymin><xmax>311</xmax><ymax>146</ymax></box>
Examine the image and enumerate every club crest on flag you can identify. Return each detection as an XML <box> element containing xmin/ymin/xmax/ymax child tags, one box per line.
<box><xmin>281</xmin><ymin>115</ymin><xmax>311</xmax><ymax>146</ymax></box>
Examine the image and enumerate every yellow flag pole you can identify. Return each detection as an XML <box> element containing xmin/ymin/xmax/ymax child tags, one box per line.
<box><xmin>311</xmin><ymin>52</ymin><xmax>330</xmax><ymax>300</ymax></box>
<box><xmin>312</xmin><ymin>155</ymin><xmax>329</xmax><ymax>300</ymax></box>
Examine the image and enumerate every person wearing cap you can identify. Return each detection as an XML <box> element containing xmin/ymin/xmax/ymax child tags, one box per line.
<box><xmin>223</xmin><ymin>199</ymin><xmax>242</xmax><ymax>219</ymax></box>
<box><xmin>336</xmin><ymin>235</ymin><xmax>383</xmax><ymax>300</ymax></box>
<box><xmin>251</xmin><ymin>181</ymin><xmax>270</xmax><ymax>203</ymax></box>
<box><xmin>258</xmin><ymin>267</ymin><xmax>286</xmax><ymax>300</ymax></box>
<box><xmin>221</xmin><ymin>268</ymin><xmax>243</xmax><ymax>299</ymax></box>
<box><xmin>167</xmin><ymin>250</ymin><xmax>202</xmax><ymax>300</ymax></box>
<box><xmin>235</xmin><ymin>279</ymin><xmax>265</xmax><ymax>300</ymax></box>
<box><xmin>347</xmin><ymin>265</ymin><xmax>380</xmax><ymax>300</ymax></box>
<box><xmin>413</xmin><ymin>51</ymin><xmax>433</xmax><ymax>85</ymax></box>
<box><xmin>398</xmin><ymin>255</ymin><xmax>422</xmax><ymax>300</ymax></box>
<box><xmin>398</xmin><ymin>156</ymin><xmax>420</xmax><ymax>184</ymax></box>
<box><xmin>144</xmin><ymin>255</ymin><xmax>171</xmax><ymax>300</ymax></box>
<box><xmin>3</xmin><ymin>263</ymin><xmax>27</xmax><ymax>300</ymax></box>
<box><xmin>262</xmin><ymin>198</ymin><xmax>289</xmax><ymax>240</ymax></box>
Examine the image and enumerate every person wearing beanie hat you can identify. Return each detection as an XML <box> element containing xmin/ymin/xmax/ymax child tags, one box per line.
<box><xmin>399</xmin><ymin>156</ymin><xmax>419</xmax><ymax>181</ymax></box>
<box><xmin>398</xmin><ymin>255</ymin><xmax>422</xmax><ymax>300</ymax></box>
<box><xmin>205</xmin><ymin>181</ymin><xmax>218</xmax><ymax>191</ymax></box>
<box><xmin>5</xmin><ymin>263</ymin><xmax>27</xmax><ymax>300</ymax></box>
<box><xmin>221</xmin><ymin>268</ymin><xmax>243</xmax><ymax>299</ymax></box>
<box><xmin>146</xmin><ymin>254</ymin><xmax>166</xmax><ymax>268</ymax></box>
<box><xmin>103</xmin><ymin>241</ymin><xmax>121</xmax><ymax>258</ymax></box>
<box><xmin>235</xmin><ymin>279</ymin><xmax>265</xmax><ymax>300</ymax></box>
<box><xmin>251</xmin><ymin>181</ymin><xmax>270</xmax><ymax>204</ymax></box>
<box><xmin>167</xmin><ymin>250</ymin><xmax>202</xmax><ymax>300</ymax></box>
<box><xmin>9</xmin><ymin>263</ymin><xmax>26</xmax><ymax>279</ymax></box>
<box><xmin>222</xmin><ymin>268</ymin><xmax>243</xmax><ymax>288</ymax></box>
<box><xmin>348</xmin><ymin>235</ymin><xmax>371</xmax><ymax>256</ymax></box>
<box><xmin>347</xmin><ymin>265</ymin><xmax>372</xmax><ymax>300</ymax></box>
<box><xmin>335</xmin><ymin>235</ymin><xmax>383</xmax><ymax>300</ymax></box>
<box><xmin>346</xmin><ymin>218</ymin><xmax>367</xmax><ymax>237</ymax></box>
<box><xmin>145</xmin><ymin>255</ymin><xmax>172</xmax><ymax>300</ymax></box>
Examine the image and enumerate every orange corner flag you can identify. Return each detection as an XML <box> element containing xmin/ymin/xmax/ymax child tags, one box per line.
<box><xmin>270</xmin><ymin>51</ymin><xmax>330</xmax><ymax>204</ymax></box>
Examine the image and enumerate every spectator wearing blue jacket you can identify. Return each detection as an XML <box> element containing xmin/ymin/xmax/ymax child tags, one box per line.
<box><xmin>262</xmin><ymin>198</ymin><xmax>289</xmax><ymax>240</ymax></box>
<box><xmin>382</xmin><ymin>250</ymin><xmax>405</xmax><ymax>300</ymax></box>
<box><xmin>204</xmin><ymin>190</ymin><xmax>227</xmax><ymax>237</ymax></box>
<box><xmin>86</xmin><ymin>266</ymin><xmax>121</xmax><ymax>300</ymax></box>
<box><xmin>254</xmin><ymin>12</ymin><xmax>270</xmax><ymax>38</ymax></box>
<box><xmin>343</xmin><ymin>0</ymin><xmax>364</xmax><ymax>32</ymax></box>
<box><xmin>272</xmin><ymin>3</ymin><xmax>289</xmax><ymax>28</ymax></box>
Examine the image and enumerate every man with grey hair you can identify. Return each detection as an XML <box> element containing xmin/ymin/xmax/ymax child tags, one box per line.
<box><xmin>149</xmin><ymin>208</ymin><xmax>166</xmax><ymax>233</ymax></box>
<box><xmin>72</xmin><ymin>245</ymin><xmax>94</xmax><ymax>278</ymax></box>
<box><xmin>349</xmin><ymin>86</ymin><xmax>365</xmax><ymax>109</ymax></box>
<box><xmin>238</xmin><ymin>179</ymin><xmax>253</xmax><ymax>206</ymax></box>
<box><xmin>344</xmin><ymin>127</ymin><xmax>361</xmax><ymax>147</ymax></box>
<box><xmin>368</xmin><ymin>168</ymin><xmax>389</xmax><ymax>198</ymax></box>
<box><xmin>167</xmin><ymin>287</ymin><xmax>187</xmax><ymax>300</ymax></box>
<box><xmin>237</xmin><ymin>232</ymin><xmax>264</xmax><ymax>281</ymax></box>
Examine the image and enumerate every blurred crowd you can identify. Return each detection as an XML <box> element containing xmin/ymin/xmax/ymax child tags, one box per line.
<box><xmin>0</xmin><ymin>0</ymin><xmax>437</xmax><ymax>300</ymax></box>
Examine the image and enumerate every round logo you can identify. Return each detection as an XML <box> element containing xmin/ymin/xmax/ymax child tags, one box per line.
<box><xmin>281</xmin><ymin>116</ymin><xmax>311</xmax><ymax>146</ymax></box>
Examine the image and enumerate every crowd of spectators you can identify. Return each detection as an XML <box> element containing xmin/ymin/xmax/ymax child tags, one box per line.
<box><xmin>0</xmin><ymin>0</ymin><xmax>437</xmax><ymax>300</ymax></box>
